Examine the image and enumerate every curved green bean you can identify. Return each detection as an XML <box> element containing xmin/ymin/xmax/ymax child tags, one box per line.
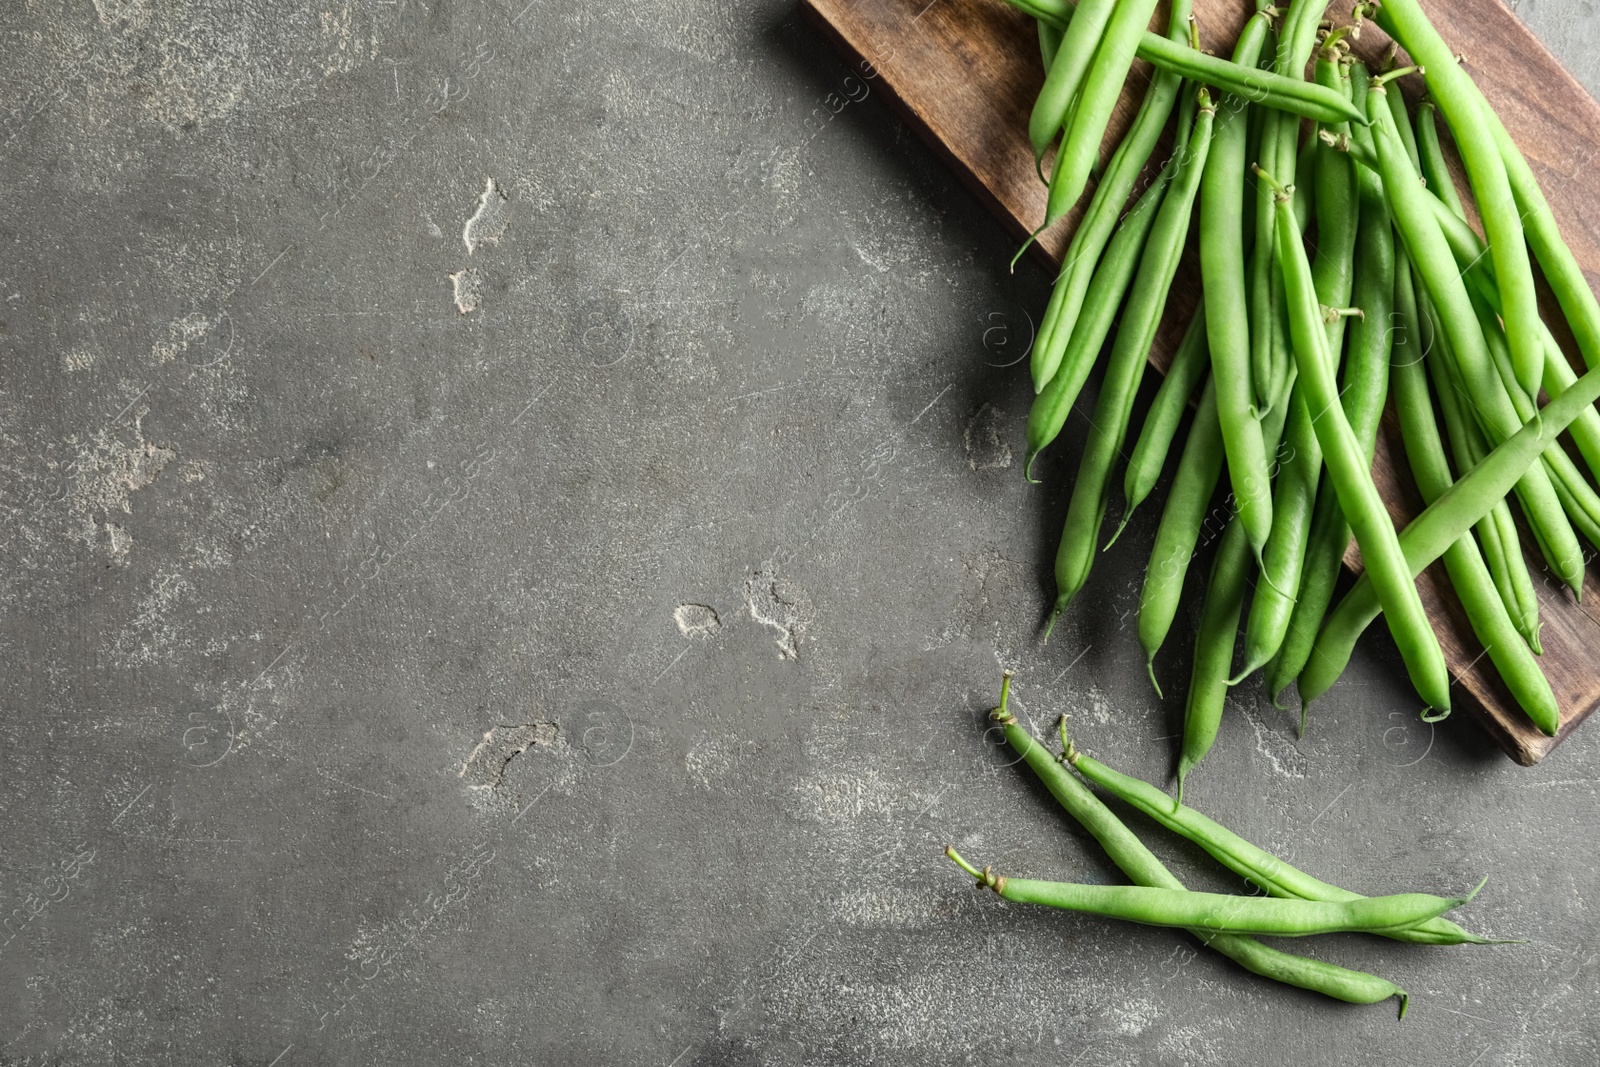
<box><xmin>1042</xmin><ymin>0</ymin><xmax>1163</xmax><ymax>223</ymax></box>
<box><xmin>1298</xmin><ymin>351</ymin><xmax>1600</xmax><ymax>707</ymax></box>
<box><xmin>985</xmin><ymin>681</ymin><xmax>1409</xmax><ymax>1013</ymax></box>
<box><xmin>1067</xmin><ymin>742</ymin><xmax>1503</xmax><ymax>945</ymax></box>
<box><xmin>1026</xmin><ymin>162</ymin><xmax>1176</xmax><ymax>475</ymax></box>
<box><xmin>1202</xmin><ymin>11</ymin><xmax>1274</xmax><ymax>562</ymax></box>
<box><xmin>1366</xmin><ymin>82</ymin><xmax>1585</xmax><ymax>597</ymax></box>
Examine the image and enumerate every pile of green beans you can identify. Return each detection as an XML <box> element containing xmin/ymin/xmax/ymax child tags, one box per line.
<box><xmin>996</xmin><ymin>0</ymin><xmax>1600</xmax><ymax>775</ymax></box>
<box><xmin>946</xmin><ymin>675</ymin><xmax>1508</xmax><ymax>1013</ymax></box>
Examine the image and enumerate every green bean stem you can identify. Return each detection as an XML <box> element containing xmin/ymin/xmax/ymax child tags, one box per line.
<box><xmin>1049</xmin><ymin>92</ymin><xmax>1218</xmax><ymax>618</ymax></box>
<box><xmin>1264</xmin><ymin>162</ymin><xmax>1452</xmax><ymax>714</ymax></box>
<box><xmin>1065</xmin><ymin>740</ymin><xmax>1506</xmax><ymax>945</ymax></box>
<box><xmin>985</xmin><ymin>680</ymin><xmax>1409</xmax><ymax>1012</ymax></box>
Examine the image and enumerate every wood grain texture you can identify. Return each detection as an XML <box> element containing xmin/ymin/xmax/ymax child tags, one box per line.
<box><xmin>799</xmin><ymin>0</ymin><xmax>1600</xmax><ymax>763</ymax></box>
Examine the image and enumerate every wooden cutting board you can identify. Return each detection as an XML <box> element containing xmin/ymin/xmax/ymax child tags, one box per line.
<box><xmin>798</xmin><ymin>0</ymin><xmax>1600</xmax><ymax>764</ymax></box>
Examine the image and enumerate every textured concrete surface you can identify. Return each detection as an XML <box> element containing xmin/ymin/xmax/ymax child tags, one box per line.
<box><xmin>3</xmin><ymin>1</ymin><xmax>1600</xmax><ymax>1064</ymax></box>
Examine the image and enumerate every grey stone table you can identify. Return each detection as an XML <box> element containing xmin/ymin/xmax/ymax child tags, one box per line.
<box><xmin>3</xmin><ymin>2</ymin><xmax>1599</xmax><ymax>1064</ymax></box>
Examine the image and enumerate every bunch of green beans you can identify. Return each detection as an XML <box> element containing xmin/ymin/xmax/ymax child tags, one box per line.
<box><xmin>994</xmin><ymin>0</ymin><xmax>1600</xmax><ymax>773</ymax></box>
<box><xmin>946</xmin><ymin>675</ymin><xmax>1507</xmax><ymax>1013</ymax></box>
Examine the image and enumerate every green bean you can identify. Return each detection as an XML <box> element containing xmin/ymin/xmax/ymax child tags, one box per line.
<box><xmin>1264</xmin><ymin>160</ymin><xmax>1452</xmax><ymax>714</ymax></box>
<box><xmin>1419</xmin><ymin>287</ymin><xmax>1542</xmax><ymax>652</ymax></box>
<box><xmin>1427</xmin><ymin>197</ymin><xmax>1600</xmax><ymax>494</ymax></box>
<box><xmin>1246</xmin><ymin>0</ymin><xmax>1328</xmax><ymax>412</ymax></box>
<box><xmin>1115</xmin><ymin>307</ymin><xmax>1210</xmax><ymax>543</ymax></box>
<box><xmin>1029</xmin><ymin>0</ymin><xmax>1192</xmax><ymax>392</ymax></box>
<box><xmin>1267</xmin><ymin>62</ymin><xmax>1394</xmax><ymax>710</ymax></box>
<box><xmin>1038</xmin><ymin>22</ymin><xmax>1063</xmax><ymax>70</ymax></box>
<box><xmin>1004</xmin><ymin>0</ymin><xmax>1366</xmax><ymax>127</ymax></box>
<box><xmin>1298</xmin><ymin>350</ymin><xmax>1600</xmax><ymax>706</ymax></box>
<box><xmin>947</xmin><ymin>848</ymin><xmax>1473</xmax><ymax>937</ymax></box>
<box><xmin>1369</xmin><ymin>0</ymin><xmax>1545</xmax><ymax>397</ymax></box>
<box><xmin>1029</xmin><ymin>0</ymin><xmax>1116</xmax><ymax>169</ymax></box>
<box><xmin>1395</xmin><ymin>282</ymin><xmax>1561</xmax><ymax>735</ymax></box>
<box><xmin>985</xmin><ymin>680</ymin><xmax>1409</xmax><ymax>1013</ymax></box>
<box><xmin>1041</xmin><ymin>0</ymin><xmax>1164</xmax><ymax>223</ymax></box>
<box><xmin>1202</xmin><ymin>12</ymin><xmax>1275</xmax><ymax>561</ymax></box>
<box><xmin>1048</xmin><ymin>91</ymin><xmax>1217</xmax><ymax>619</ymax></box>
<box><xmin>1471</xmin><ymin>293</ymin><xmax>1600</xmax><ymax>561</ymax></box>
<box><xmin>1139</xmin><ymin>378</ymin><xmax>1226</xmax><ymax>692</ymax></box>
<box><xmin>1366</xmin><ymin>80</ymin><xmax>1585</xmax><ymax>598</ymax></box>
<box><xmin>1415</xmin><ymin>99</ymin><xmax>1466</xmax><ymax>219</ymax></box>
<box><xmin>1178</xmin><ymin>374</ymin><xmax>1294</xmax><ymax>790</ymax></box>
<box><xmin>1240</xmin><ymin>48</ymin><xmax>1359</xmax><ymax>682</ymax></box>
<box><xmin>1026</xmin><ymin>162</ymin><xmax>1177</xmax><ymax>474</ymax></box>
<box><xmin>1064</xmin><ymin>738</ymin><xmax>1507</xmax><ymax>946</ymax></box>
<box><xmin>1178</xmin><ymin>520</ymin><xmax>1251</xmax><ymax>793</ymax></box>
<box><xmin>1465</xmin><ymin>76</ymin><xmax>1600</xmax><ymax>384</ymax></box>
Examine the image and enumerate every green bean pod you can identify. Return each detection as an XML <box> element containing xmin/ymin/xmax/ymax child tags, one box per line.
<box><xmin>1472</xmin><ymin>295</ymin><xmax>1600</xmax><ymax>560</ymax></box>
<box><xmin>1267</xmin><ymin>76</ymin><xmax>1396</xmax><ymax>707</ymax></box>
<box><xmin>1467</xmin><ymin>71</ymin><xmax>1600</xmax><ymax>387</ymax></box>
<box><xmin>1038</xmin><ymin>22</ymin><xmax>1062</xmax><ymax>69</ymax></box>
<box><xmin>1042</xmin><ymin>0</ymin><xmax>1164</xmax><ymax>225</ymax></box>
<box><xmin>1028</xmin><ymin>0</ymin><xmax>1116</xmax><ymax>167</ymax></box>
<box><xmin>1366</xmin><ymin>83</ymin><xmax>1585</xmax><ymax>597</ymax></box>
<box><xmin>1049</xmin><ymin>92</ymin><xmax>1217</xmax><ymax>617</ymax></box>
<box><xmin>1029</xmin><ymin>0</ymin><xmax>1192</xmax><ymax>393</ymax></box>
<box><xmin>1066</xmin><ymin>743</ymin><xmax>1503</xmax><ymax>945</ymax></box>
<box><xmin>1177</xmin><ymin>375</ymin><xmax>1294</xmax><ymax>788</ymax></box>
<box><xmin>1240</xmin><ymin>56</ymin><xmax>1360</xmax><ymax>681</ymax></box>
<box><xmin>1421</xmin><ymin>290</ymin><xmax>1542</xmax><ymax>652</ymax></box>
<box><xmin>1026</xmin><ymin>165</ymin><xmax>1176</xmax><ymax>475</ymax></box>
<box><xmin>1429</xmin><ymin>195</ymin><xmax>1600</xmax><ymax>496</ymax></box>
<box><xmin>986</xmin><ymin>690</ymin><xmax>1409</xmax><ymax>1013</ymax></box>
<box><xmin>1139</xmin><ymin>378</ymin><xmax>1226</xmax><ymax>689</ymax></box>
<box><xmin>1394</xmin><ymin>294</ymin><xmax>1561</xmax><ymax>735</ymax></box>
<box><xmin>1415</xmin><ymin>99</ymin><xmax>1467</xmax><ymax>219</ymax></box>
<box><xmin>1116</xmin><ymin>307</ymin><xmax>1210</xmax><ymax>542</ymax></box>
<box><xmin>1371</xmin><ymin>0</ymin><xmax>1544</xmax><ymax>398</ymax></box>
<box><xmin>952</xmin><ymin>860</ymin><xmax>1469</xmax><ymax>938</ymax></box>
<box><xmin>1267</xmin><ymin>161</ymin><xmax>1452</xmax><ymax>714</ymax></box>
<box><xmin>1202</xmin><ymin>14</ymin><xmax>1275</xmax><ymax>562</ymax></box>
<box><xmin>1005</xmin><ymin>0</ymin><xmax>1366</xmax><ymax>126</ymax></box>
<box><xmin>1298</xmin><ymin>354</ymin><xmax>1600</xmax><ymax>707</ymax></box>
